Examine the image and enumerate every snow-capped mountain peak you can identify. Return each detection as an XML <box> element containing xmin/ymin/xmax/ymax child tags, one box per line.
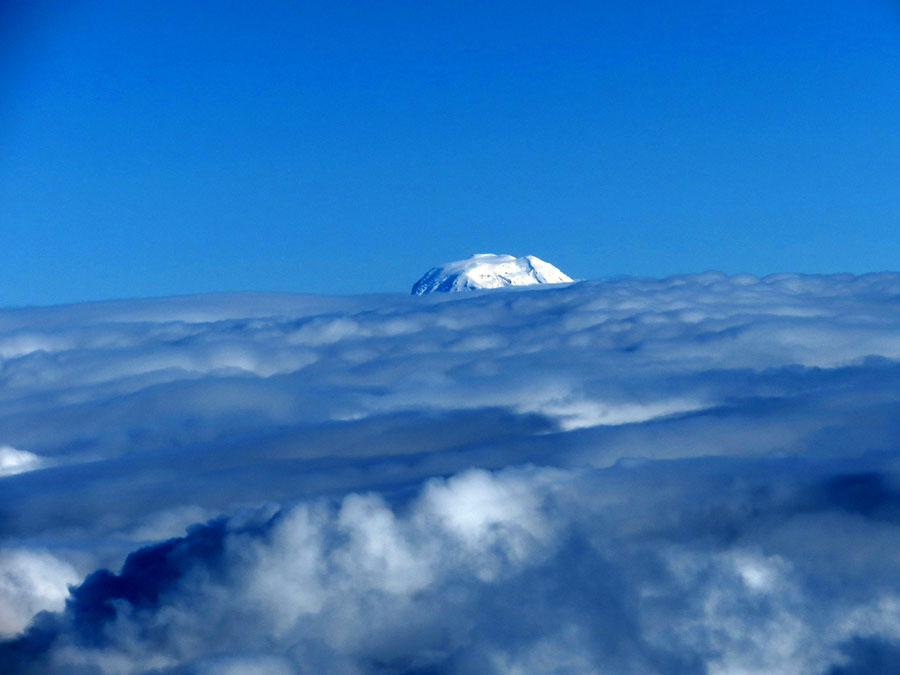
<box><xmin>411</xmin><ymin>254</ymin><xmax>573</xmax><ymax>295</ymax></box>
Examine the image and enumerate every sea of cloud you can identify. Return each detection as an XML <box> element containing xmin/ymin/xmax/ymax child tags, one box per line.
<box><xmin>3</xmin><ymin>273</ymin><xmax>900</xmax><ymax>673</ymax></box>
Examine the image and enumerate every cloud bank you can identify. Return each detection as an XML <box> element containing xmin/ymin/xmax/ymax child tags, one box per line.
<box><xmin>4</xmin><ymin>273</ymin><xmax>900</xmax><ymax>672</ymax></box>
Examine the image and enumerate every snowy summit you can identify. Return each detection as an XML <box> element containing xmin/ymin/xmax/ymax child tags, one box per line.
<box><xmin>411</xmin><ymin>254</ymin><xmax>573</xmax><ymax>295</ymax></box>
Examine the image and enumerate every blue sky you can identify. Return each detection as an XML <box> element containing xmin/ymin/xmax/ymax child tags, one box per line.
<box><xmin>2</xmin><ymin>0</ymin><xmax>899</xmax><ymax>305</ymax></box>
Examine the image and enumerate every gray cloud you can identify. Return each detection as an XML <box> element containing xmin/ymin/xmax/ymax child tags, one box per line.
<box><xmin>4</xmin><ymin>273</ymin><xmax>900</xmax><ymax>672</ymax></box>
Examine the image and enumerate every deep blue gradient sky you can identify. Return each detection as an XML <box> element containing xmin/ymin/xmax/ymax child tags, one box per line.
<box><xmin>2</xmin><ymin>0</ymin><xmax>900</xmax><ymax>305</ymax></box>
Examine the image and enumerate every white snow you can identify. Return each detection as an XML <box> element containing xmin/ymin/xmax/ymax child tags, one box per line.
<box><xmin>411</xmin><ymin>254</ymin><xmax>573</xmax><ymax>295</ymax></box>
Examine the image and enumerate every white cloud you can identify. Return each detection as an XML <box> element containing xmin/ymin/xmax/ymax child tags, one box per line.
<box><xmin>0</xmin><ymin>445</ymin><xmax>46</xmax><ymax>477</ymax></box>
<box><xmin>4</xmin><ymin>273</ymin><xmax>900</xmax><ymax>672</ymax></box>
<box><xmin>0</xmin><ymin>549</ymin><xmax>79</xmax><ymax>637</ymax></box>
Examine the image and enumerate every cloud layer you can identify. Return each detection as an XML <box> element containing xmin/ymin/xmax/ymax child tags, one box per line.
<box><xmin>4</xmin><ymin>273</ymin><xmax>900</xmax><ymax>672</ymax></box>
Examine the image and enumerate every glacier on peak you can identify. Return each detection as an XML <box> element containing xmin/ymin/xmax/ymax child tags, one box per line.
<box><xmin>411</xmin><ymin>253</ymin><xmax>573</xmax><ymax>295</ymax></box>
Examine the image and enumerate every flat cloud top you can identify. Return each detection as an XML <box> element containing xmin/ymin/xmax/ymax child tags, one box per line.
<box><xmin>3</xmin><ymin>272</ymin><xmax>900</xmax><ymax>673</ymax></box>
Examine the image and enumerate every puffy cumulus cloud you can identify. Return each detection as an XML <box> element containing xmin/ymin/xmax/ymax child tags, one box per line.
<box><xmin>1</xmin><ymin>469</ymin><xmax>557</xmax><ymax>673</ymax></box>
<box><xmin>5</xmin><ymin>274</ymin><xmax>900</xmax><ymax>671</ymax></box>
<box><xmin>8</xmin><ymin>460</ymin><xmax>900</xmax><ymax>673</ymax></box>
<box><xmin>0</xmin><ymin>549</ymin><xmax>79</xmax><ymax>637</ymax></box>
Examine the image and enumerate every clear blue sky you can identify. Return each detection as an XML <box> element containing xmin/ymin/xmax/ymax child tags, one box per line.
<box><xmin>2</xmin><ymin>0</ymin><xmax>900</xmax><ymax>305</ymax></box>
